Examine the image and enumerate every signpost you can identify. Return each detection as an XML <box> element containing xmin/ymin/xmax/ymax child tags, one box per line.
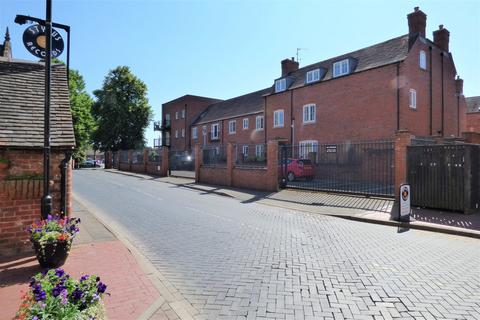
<box><xmin>399</xmin><ymin>184</ymin><xmax>411</xmax><ymax>222</ymax></box>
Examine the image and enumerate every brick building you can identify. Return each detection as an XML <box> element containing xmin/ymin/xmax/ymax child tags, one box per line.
<box><xmin>156</xmin><ymin>7</ymin><xmax>467</xmax><ymax>155</ymax></box>
<box><xmin>0</xmin><ymin>29</ymin><xmax>75</xmax><ymax>255</ymax></box>
<box><xmin>466</xmin><ymin>96</ymin><xmax>480</xmax><ymax>133</ymax></box>
<box><xmin>158</xmin><ymin>95</ymin><xmax>221</xmax><ymax>152</ymax></box>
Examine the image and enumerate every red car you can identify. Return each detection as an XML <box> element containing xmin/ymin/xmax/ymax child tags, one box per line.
<box><xmin>279</xmin><ymin>158</ymin><xmax>315</xmax><ymax>181</ymax></box>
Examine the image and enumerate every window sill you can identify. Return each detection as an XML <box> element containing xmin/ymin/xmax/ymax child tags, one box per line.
<box><xmin>228</xmin><ymin>132</ymin><xmax>236</xmax><ymax>135</ymax></box>
<box><xmin>303</xmin><ymin>121</ymin><xmax>316</xmax><ymax>125</ymax></box>
<box><xmin>273</xmin><ymin>125</ymin><xmax>284</xmax><ymax>129</ymax></box>
<box><xmin>409</xmin><ymin>106</ymin><xmax>417</xmax><ymax>110</ymax></box>
<box><xmin>255</xmin><ymin>128</ymin><xmax>264</xmax><ymax>131</ymax></box>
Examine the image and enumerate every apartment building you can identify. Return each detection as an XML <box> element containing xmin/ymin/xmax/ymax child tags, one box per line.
<box><xmin>157</xmin><ymin>7</ymin><xmax>467</xmax><ymax>154</ymax></box>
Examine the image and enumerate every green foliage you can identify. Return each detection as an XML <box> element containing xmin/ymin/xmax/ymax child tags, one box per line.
<box><xmin>16</xmin><ymin>269</ymin><xmax>107</xmax><ymax>320</ymax></box>
<box><xmin>5</xmin><ymin>173</ymin><xmax>43</xmax><ymax>180</ymax></box>
<box><xmin>69</xmin><ymin>69</ymin><xmax>96</xmax><ymax>164</ymax></box>
<box><xmin>0</xmin><ymin>156</ymin><xmax>9</xmax><ymax>164</ymax></box>
<box><xmin>92</xmin><ymin>66</ymin><xmax>153</xmax><ymax>151</ymax></box>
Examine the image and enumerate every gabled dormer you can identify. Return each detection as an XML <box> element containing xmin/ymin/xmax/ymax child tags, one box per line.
<box><xmin>305</xmin><ymin>67</ymin><xmax>327</xmax><ymax>84</ymax></box>
<box><xmin>332</xmin><ymin>57</ymin><xmax>357</xmax><ymax>78</ymax></box>
<box><xmin>274</xmin><ymin>76</ymin><xmax>295</xmax><ymax>93</ymax></box>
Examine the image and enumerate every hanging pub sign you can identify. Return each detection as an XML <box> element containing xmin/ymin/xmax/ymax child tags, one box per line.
<box><xmin>22</xmin><ymin>24</ymin><xmax>64</xmax><ymax>59</ymax></box>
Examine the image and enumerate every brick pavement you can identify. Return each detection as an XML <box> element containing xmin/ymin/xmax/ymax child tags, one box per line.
<box><xmin>75</xmin><ymin>170</ymin><xmax>480</xmax><ymax>320</ymax></box>
<box><xmin>0</xmin><ymin>202</ymin><xmax>176</xmax><ymax>320</ymax></box>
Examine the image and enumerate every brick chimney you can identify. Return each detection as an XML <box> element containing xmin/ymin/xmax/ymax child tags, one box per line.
<box><xmin>455</xmin><ymin>76</ymin><xmax>463</xmax><ymax>94</ymax></box>
<box><xmin>407</xmin><ymin>7</ymin><xmax>427</xmax><ymax>38</ymax></box>
<box><xmin>281</xmin><ymin>57</ymin><xmax>299</xmax><ymax>76</ymax></box>
<box><xmin>433</xmin><ymin>25</ymin><xmax>450</xmax><ymax>52</ymax></box>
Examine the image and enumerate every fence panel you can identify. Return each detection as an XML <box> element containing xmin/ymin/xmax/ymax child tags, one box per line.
<box><xmin>235</xmin><ymin>143</ymin><xmax>267</xmax><ymax>167</ymax></box>
<box><xmin>279</xmin><ymin>141</ymin><xmax>395</xmax><ymax>197</ymax></box>
<box><xmin>202</xmin><ymin>145</ymin><xmax>227</xmax><ymax>166</ymax></box>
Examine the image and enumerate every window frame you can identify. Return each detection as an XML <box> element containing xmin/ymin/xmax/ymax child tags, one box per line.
<box><xmin>192</xmin><ymin>127</ymin><xmax>198</xmax><ymax>139</ymax></box>
<box><xmin>419</xmin><ymin>50</ymin><xmax>427</xmax><ymax>70</ymax></box>
<box><xmin>256</xmin><ymin>115</ymin><xmax>264</xmax><ymax>130</ymax></box>
<box><xmin>181</xmin><ymin>128</ymin><xmax>185</xmax><ymax>138</ymax></box>
<box><xmin>409</xmin><ymin>89</ymin><xmax>417</xmax><ymax>109</ymax></box>
<box><xmin>228</xmin><ymin>120</ymin><xmax>236</xmax><ymax>134</ymax></box>
<box><xmin>242</xmin><ymin>118</ymin><xmax>249</xmax><ymax>130</ymax></box>
<box><xmin>175</xmin><ymin>130</ymin><xmax>179</xmax><ymax>139</ymax></box>
<box><xmin>255</xmin><ymin>144</ymin><xmax>264</xmax><ymax>158</ymax></box>
<box><xmin>333</xmin><ymin>59</ymin><xmax>349</xmax><ymax>77</ymax></box>
<box><xmin>273</xmin><ymin>109</ymin><xmax>284</xmax><ymax>128</ymax></box>
<box><xmin>211</xmin><ymin>123</ymin><xmax>220</xmax><ymax>139</ymax></box>
<box><xmin>306</xmin><ymin>69</ymin><xmax>320</xmax><ymax>84</ymax></box>
<box><xmin>242</xmin><ymin>145</ymin><xmax>249</xmax><ymax>159</ymax></box>
<box><xmin>299</xmin><ymin>140</ymin><xmax>319</xmax><ymax>162</ymax></box>
<box><xmin>181</xmin><ymin>109</ymin><xmax>186</xmax><ymax>119</ymax></box>
<box><xmin>303</xmin><ymin>104</ymin><xmax>316</xmax><ymax>124</ymax></box>
<box><xmin>175</xmin><ymin>111</ymin><xmax>179</xmax><ymax>120</ymax></box>
<box><xmin>275</xmin><ymin>78</ymin><xmax>287</xmax><ymax>93</ymax></box>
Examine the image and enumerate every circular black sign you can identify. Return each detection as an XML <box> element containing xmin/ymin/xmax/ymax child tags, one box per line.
<box><xmin>22</xmin><ymin>24</ymin><xmax>64</xmax><ymax>59</ymax></box>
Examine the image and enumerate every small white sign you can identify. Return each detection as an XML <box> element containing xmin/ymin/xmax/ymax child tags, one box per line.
<box><xmin>399</xmin><ymin>184</ymin><xmax>411</xmax><ymax>221</ymax></box>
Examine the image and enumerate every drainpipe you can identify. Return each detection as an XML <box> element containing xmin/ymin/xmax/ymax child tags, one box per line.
<box><xmin>396</xmin><ymin>63</ymin><xmax>400</xmax><ymax>131</ymax></box>
<box><xmin>441</xmin><ymin>52</ymin><xmax>445</xmax><ymax>136</ymax></box>
<box><xmin>457</xmin><ymin>94</ymin><xmax>460</xmax><ymax>137</ymax></box>
<box><xmin>429</xmin><ymin>46</ymin><xmax>433</xmax><ymax>135</ymax></box>
<box><xmin>60</xmin><ymin>151</ymin><xmax>72</xmax><ymax>216</ymax></box>
<box><xmin>290</xmin><ymin>90</ymin><xmax>294</xmax><ymax>145</ymax></box>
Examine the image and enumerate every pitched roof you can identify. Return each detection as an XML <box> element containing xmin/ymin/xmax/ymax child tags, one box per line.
<box><xmin>278</xmin><ymin>34</ymin><xmax>410</xmax><ymax>90</ymax></box>
<box><xmin>466</xmin><ymin>96</ymin><xmax>480</xmax><ymax>113</ymax></box>
<box><xmin>0</xmin><ymin>58</ymin><xmax>75</xmax><ymax>148</ymax></box>
<box><xmin>194</xmin><ymin>88</ymin><xmax>270</xmax><ymax>125</ymax></box>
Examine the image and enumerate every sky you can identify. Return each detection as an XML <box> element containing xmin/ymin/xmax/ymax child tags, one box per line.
<box><xmin>1</xmin><ymin>0</ymin><xmax>479</xmax><ymax>146</ymax></box>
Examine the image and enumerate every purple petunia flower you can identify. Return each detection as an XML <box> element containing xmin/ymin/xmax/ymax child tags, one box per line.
<box><xmin>80</xmin><ymin>275</ymin><xmax>89</xmax><ymax>282</ymax></box>
<box><xmin>33</xmin><ymin>284</ymin><xmax>46</xmax><ymax>301</ymax></box>
<box><xmin>72</xmin><ymin>287</ymin><xmax>83</xmax><ymax>300</ymax></box>
<box><xmin>32</xmin><ymin>316</ymin><xmax>39</xmax><ymax>320</ymax></box>
<box><xmin>60</xmin><ymin>289</ymin><xmax>68</xmax><ymax>305</ymax></box>
<box><xmin>97</xmin><ymin>282</ymin><xmax>107</xmax><ymax>294</ymax></box>
<box><xmin>29</xmin><ymin>277</ymin><xmax>36</xmax><ymax>287</ymax></box>
<box><xmin>55</xmin><ymin>268</ymin><xmax>65</xmax><ymax>278</ymax></box>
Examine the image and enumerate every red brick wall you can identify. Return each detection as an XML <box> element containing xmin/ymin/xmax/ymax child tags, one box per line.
<box><xmin>198</xmin><ymin>166</ymin><xmax>228</xmax><ymax>186</ymax></box>
<box><xmin>0</xmin><ymin>149</ymin><xmax>72</xmax><ymax>256</ymax></box>
<box><xmin>163</xmin><ymin>96</ymin><xmax>221</xmax><ymax>151</ymax></box>
<box><xmin>466</xmin><ymin>113</ymin><xmax>480</xmax><ymax>133</ymax></box>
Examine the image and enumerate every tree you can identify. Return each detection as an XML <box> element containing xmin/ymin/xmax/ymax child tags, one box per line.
<box><xmin>92</xmin><ymin>66</ymin><xmax>152</xmax><ymax>151</ymax></box>
<box><xmin>69</xmin><ymin>69</ymin><xmax>95</xmax><ymax>163</ymax></box>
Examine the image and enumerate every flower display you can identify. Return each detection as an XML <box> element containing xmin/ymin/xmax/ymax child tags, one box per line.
<box><xmin>27</xmin><ymin>215</ymin><xmax>81</xmax><ymax>245</ymax></box>
<box><xmin>16</xmin><ymin>269</ymin><xmax>107</xmax><ymax>320</ymax></box>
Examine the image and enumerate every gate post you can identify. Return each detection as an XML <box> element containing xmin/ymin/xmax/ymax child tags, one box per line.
<box><xmin>128</xmin><ymin>150</ymin><xmax>133</xmax><ymax>172</ymax></box>
<box><xmin>143</xmin><ymin>148</ymin><xmax>149</xmax><ymax>173</ymax></box>
<box><xmin>195</xmin><ymin>144</ymin><xmax>202</xmax><ymax>183</ymax></box>
<box><xmin>394</xmin><ymin>130</ymin><xmax>413</xmax><ymax>201</ymax></box>
<box><xmin>226</xmin><ymin>143</ymin><xmax>234</xmax><ymax>187</ymax></box>
<box><xmin>161</xmin><ymin>147</ymin><xmax>169</xmax><ymax>177</ymax></box>
<box><xmin>266</xmin><ymin>140</ymin><xmax>279</xmax><ymax>192</ymax></box>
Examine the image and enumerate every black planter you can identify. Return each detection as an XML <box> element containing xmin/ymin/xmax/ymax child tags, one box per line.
<box><xmin>32</xmin><ymin>240</ymin><xmax>71</xmax><ymax>268</ymax></box>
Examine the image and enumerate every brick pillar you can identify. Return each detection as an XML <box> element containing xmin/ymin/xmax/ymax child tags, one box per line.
<box><xmin>195</xmin><ymin>144</ymin><xmax>202</xmax><ymax>183</ymax></box>
<box><xmin>128</xmin><ymin>150</ymin><xmax>133</xmax><ymax>172</ymax></box>
<box><xmin>161</xmin><ymin>147</ymin><xmax>169</xmax><ymax>177</ymax></box>
<box><xmin>143</xmin><ymin>148</ymin><xmax>149</xmax><ymax>173</ymax></box>
<box><xmin>226</xmin><ymin>143</ymin><xmax>234</xmax><ymax>187</ymax></box>
<box><xmin>105</xmin><ymin>151</ymin><xmax>113</xmax><ymax>169</ymax></box>
<box><xmin>266</xmin><ymin>140</ymin><xmax>279</xmax><ymax>192</ymax></box>
<box><xmin>394</xmin><ymin>130</ymin><xmax>413</xmax><ymax>200</ymax></box>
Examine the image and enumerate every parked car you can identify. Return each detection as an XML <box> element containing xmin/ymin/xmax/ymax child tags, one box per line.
<box><xmin>79</xmin><ymin>159</ymin><xmax>98</xmax><ymax>168</ymax></box>
<box><xmin>279</xmin><ymin>158</ymin><xmax>315</xmax><ymax>181</ymax></box>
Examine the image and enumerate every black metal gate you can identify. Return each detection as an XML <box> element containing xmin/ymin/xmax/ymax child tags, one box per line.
<box><xmin>407</xmin><ymin>144</ymin><xmax>480</xmax><ymax>213</ymax></box>
<box><xmin>279</xmin><ymin>141</ymin><xmax>395</xmax><ymax>197</ymax></box>
<box><xmin>168</xmin><ymin>149</ymin><xmax>195</xmax><ymax>179</ymax></box>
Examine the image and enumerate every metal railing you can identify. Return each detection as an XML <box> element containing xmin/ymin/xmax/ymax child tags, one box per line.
<box><xmin>132</xmin><ymin>150</ymin><xmax>144</xmax><ymax>164</ymax></box>
<box><xmin>202</xmin><ymin>145</ymin><xmax>227</xmax><ymax>166</ymax></box>
<box><xmin>235</xmin><ymin>144</ymin><xmax>267</xmax><ymax>167</ymax></box>
<box><xmin>279</xmin><ymin>141</ymin><xmax>395</xmax><ymax>197</ymax></box>
<box><xmin>119</xmin><ymin>151</ymin><xmax>129</xmax><ymax>163</ymax></box>
<box><xmin>147</xmin><ymin>148</ymin><xmax>162</xmax><ymax>163</ymax></box>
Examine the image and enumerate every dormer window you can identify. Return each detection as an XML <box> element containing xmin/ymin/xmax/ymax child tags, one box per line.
<box><xmin>306</xmin><ymin>69</ymin><xmax>320</xmax><ymax>84</ymax></box>
<box><xmin>275</xmin><ymin>78</ymin><xmax>287</xmax><ymax>93</ymax></box>
<box><xmin>333</xmin><ymin>59</ymin><xmax>349</xmax><ymax>77</ymax></box>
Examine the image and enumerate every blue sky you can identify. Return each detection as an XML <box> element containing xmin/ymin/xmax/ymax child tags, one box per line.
<box><xmin>2</xmin><ymin>0</ymin><xmax>479</xmax><ymax>146</ymax></box>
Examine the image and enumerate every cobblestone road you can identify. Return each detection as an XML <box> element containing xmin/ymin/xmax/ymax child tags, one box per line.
<box><xmin>74</xmin><ymin>170</ymin><xmax>480</xmax><ymax>320</ymax></box>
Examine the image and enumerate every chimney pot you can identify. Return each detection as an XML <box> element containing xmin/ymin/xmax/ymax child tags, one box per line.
<box><xmin>281</xmin><ymin>58</ymin><xmax>299</xmax><ymax>77</ymax></box>
<box><xmin>407</xmin><ymin>7</ymin><xmax>427</xmax><ymax>38</ymax></box>
<box><xmin>433</xmin><ymin>25</ymin><xmax>450</xmax><ymax>52</ymax></box>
